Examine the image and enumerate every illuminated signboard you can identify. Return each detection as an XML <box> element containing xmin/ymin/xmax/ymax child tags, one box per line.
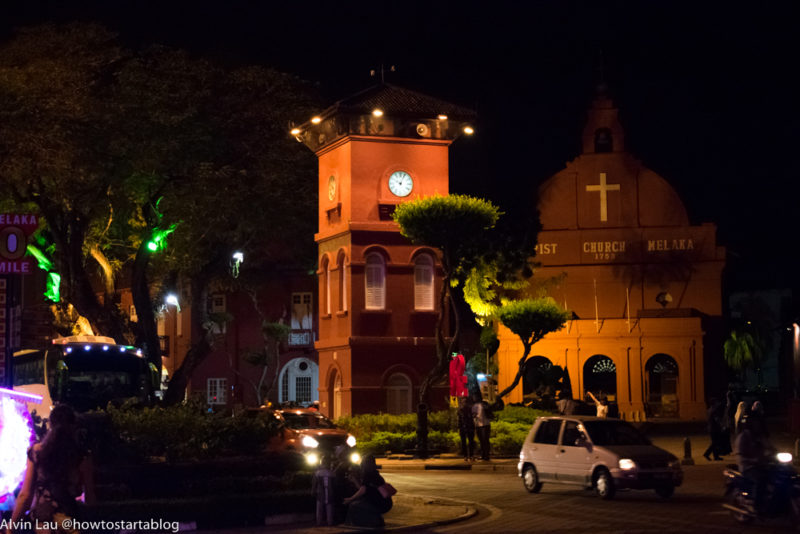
<box><xmin>0</xmin><ymin>214</ymin><xmax>38</xmax><ymax>274</ymax></box>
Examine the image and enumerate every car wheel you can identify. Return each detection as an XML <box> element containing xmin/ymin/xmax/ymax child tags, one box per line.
<box><xmin>654</xmin><ymin>484</ymin><xmax>674</xmax><ymax>498</ymax></box>
<box><xmin>522</xmin><ymin>464</ymin><xmax>543</xmax><ymax>493</ymax></box>
<box><xmin>594</xmin><ymin>468</ymin><xmax>615</xmax><ymax>500</ymax></box>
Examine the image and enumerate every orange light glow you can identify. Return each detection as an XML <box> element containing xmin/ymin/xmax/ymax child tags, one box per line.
<box><xmin>438</xmin><ymin>114</ymin><xmax>448</xmax><ymax>120</ymax></box>
<box><xmin>463</xmin><ymin>126</ymin><xmax>474</xmax><ymax>135</ymax></box>
<box><xmin>311</xmin><ymin>117</ymin><xmax>322</xmax><ymax>124</ymax></box>
<box><xmin>372</xmin><ymin>109</ymin><xmax>384</xmax><ymax>117</ymax></box>
<box><xmin>290</xmin><ymin>128</ymin><xmax>301</xmax><ymax>135</ymax></box>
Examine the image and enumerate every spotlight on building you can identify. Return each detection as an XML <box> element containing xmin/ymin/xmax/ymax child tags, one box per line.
<box><xmin>655</xmin><ymin>291</ymin><xmax>672</xmax><ymax>308</ymax></box>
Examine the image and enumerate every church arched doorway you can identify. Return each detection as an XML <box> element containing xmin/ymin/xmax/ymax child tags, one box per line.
<box><xmin>645</xmin><ymin>354</ymin><xmax>679</xmax><ymax>418</ymax></box>
<box><xmin>522</xmin><ymin>356</ymin><xmax>553</xmax><ymax>396</ymax></box>
<box><xmin>278</xmin><ymin>357</ymin><xmax>318</xmax><ymax>407</ymax></box>
<box><xmin>583</xmin><ymin>355</ymin><xmax>617</xmax><ymax>402</ymax></box>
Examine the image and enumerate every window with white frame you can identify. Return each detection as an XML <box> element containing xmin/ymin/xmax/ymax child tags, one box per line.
<box><xmin>414</xmin><ymin>254</ymin><xmax>435</xmax><ymax>310</ymax></box>
<box><xmin>207</xmin><ymin>378</ymin><xmax>227</xmax><ymax>405</ymax></box>
<box><xmin>208</xmin><ymin>294</ymin><xmax>227</xmax><ymax>334</ymax></box>
<box><xmin>386</xmin><ymin>373</ymin><xmax>412</xmax><ymax>414</ymax></box>
<box><xmin>365</xmin><ymin>252</ymin><xmax>386</xmax><ymax>310</ymax></box>
<box><xmin>325</xmin><ymin>260</ymin><xmax>331</xmax><ymax>315</ymax></box>
<box><xmin>338</xmin><ymin>253</ymin><xmax>347</xmax><ymax>312</ymax></box>
<box><xmin>278</xmin><ymin>358</ymin><xmax>318</xmax><ymax>406</ymax></box>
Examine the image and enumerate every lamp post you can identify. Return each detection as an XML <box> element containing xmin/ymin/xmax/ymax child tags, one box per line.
<box><xmin>164</xmin><ymin>294</ymin><xmax>180</xmax><ymax>382</ymax></box>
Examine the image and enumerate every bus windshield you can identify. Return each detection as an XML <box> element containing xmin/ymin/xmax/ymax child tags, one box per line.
<box><xmin>59</xmin><ymin>349</ymin><xmax>146</xmax><ymax>412</ymax></box>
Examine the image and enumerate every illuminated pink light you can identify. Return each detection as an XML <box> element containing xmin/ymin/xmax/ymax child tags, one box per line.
<box><xmin>0</xmin><ymin>395</ymin><xmax>36</xmax><ymax>511</ymax></box>
<box><xmin>0</xmin><ymin>387</ymin><xmax>43</xmax><ymax>403</ymax></box>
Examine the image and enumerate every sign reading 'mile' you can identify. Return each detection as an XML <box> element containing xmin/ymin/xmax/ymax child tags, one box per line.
<box><xmin>1</xmin><ymin>213</ymin><xmax>37</xmax><ymax>387</ymax></box>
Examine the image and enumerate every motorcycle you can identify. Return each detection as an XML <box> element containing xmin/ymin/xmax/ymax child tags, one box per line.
<box><xmin>723</xmin><ymin>452</ymin><xmax>800</xmax><ymax>527</ymax></box>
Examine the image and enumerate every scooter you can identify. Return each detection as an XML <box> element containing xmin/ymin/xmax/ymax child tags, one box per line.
<box><xmin>722</xmin><ymin>452</ymin><xmax>800</xmax><ymax>527</ymax></box>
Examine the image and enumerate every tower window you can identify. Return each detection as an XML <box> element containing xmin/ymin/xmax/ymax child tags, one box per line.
<box><xmin>414</xmin><ymin>254</ymin><xmax>435</xmax><ymax>311</ymax></box>
<box><xmin>594</xmin><ymin>128</ymin><xmax>613</xmax><ymax>153</ymax></box>
<box><xmin>365</xmin><ymin>252</ymin><xmax>386</xmax><ymax>310</ymax></box>
<box><xmin>338</xmin><ymin>252</ymin><xmax>348</xmax><ymax>312</ymax></box>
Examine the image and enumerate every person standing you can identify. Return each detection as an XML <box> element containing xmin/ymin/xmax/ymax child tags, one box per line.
<box><xmin>704</xmin><ymin>398</ymin><xmax>727</xmax><ymax>460</ymax></box>
<box><xmin>312</xmin><ymin>455</ymin><xmax>336</xmax><ymax>526</ymax></box>
<box><xmin>586</xmin><ymin>391</ymin><xmax>609</xmax><ymax>418</ymax></box>
<box><xmin>472</xmin><ymin>397</ymin><xmax>492</xmax><ymax>461</ymax></box>
<box><xmin>8</xmin><ymin>404</ymin><xmax>95</xmax><ymax>534</ymax></box>
<box><xmin>457</xmin><ymin>397</ymin><xmax>476</xmax><ymax>461</ymax></box>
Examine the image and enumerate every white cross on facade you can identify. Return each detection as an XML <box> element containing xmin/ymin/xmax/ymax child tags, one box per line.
<box><xmin>585</xmin><ymin>172</ymin><xmax>620</xmax><ymax>222</ymax></box>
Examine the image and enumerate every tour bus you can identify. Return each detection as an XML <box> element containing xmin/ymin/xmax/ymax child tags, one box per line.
<box><xmin>13</xmin><ymin>335</ymin><xmax>160</xmax><ymax>419</ymax></box>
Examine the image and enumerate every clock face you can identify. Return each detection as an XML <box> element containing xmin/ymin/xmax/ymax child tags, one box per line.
<box><xmin>327</xmin><ymin>175</ymin><xmax>336</xmax><ymax>201</ymax></box>
<box><xmin>388</xmin><ymin>171</ymin><xmax>413</xmax><ymax>197</ymax></box>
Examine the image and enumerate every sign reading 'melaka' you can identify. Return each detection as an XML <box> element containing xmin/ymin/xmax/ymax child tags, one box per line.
<box><xmin>0</xmin><ymin>213</ymin><xmax>38</xmax><ymax>275</ymax></box>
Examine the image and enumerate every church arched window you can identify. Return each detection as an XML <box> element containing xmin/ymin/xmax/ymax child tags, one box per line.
<box><xmin>338</xmin><ymin>252</ymin><xmax>347</xmax><ymax>312</ymax></box>
<box><xmin>365</xmin><ymin>252</ymin><xmax>386</xmax><ymax>310</ymax></box>
<box><xmin>414</xmin><ymin>253</ymin><xmax>434</xmax><ymax>310</ymax></box>
<box><xmin>594</xmin><ymin>128</ymin><xmax>613</xmax><ymax>153</ymax></box>
<box><xmin>320</xmin><ymin>256</ymin><xmax>331</xmax><ymax>315</ymax></box>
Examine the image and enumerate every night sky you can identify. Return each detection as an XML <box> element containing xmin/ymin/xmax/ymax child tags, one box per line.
<box><xmin>2</xmin><ymin>1</ymin><xmax>798</xmax><ymax>295</ymax></box>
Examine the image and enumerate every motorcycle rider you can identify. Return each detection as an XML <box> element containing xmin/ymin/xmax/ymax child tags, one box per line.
<box><xmin>734</xmin><ymin>408</ymin><xmax>774</xmax><ymax>516</ymax></box>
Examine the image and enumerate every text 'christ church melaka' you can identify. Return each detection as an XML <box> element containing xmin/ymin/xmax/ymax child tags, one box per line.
<box><xmin>497</xmin><ymin>87</ymin><xmax>725</xmax><ymax>421</ymax></box>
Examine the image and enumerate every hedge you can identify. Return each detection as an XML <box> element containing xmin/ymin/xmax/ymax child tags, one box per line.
<box><xmin>336</xmin><ymin>405</ymin><xmax>552</xmax><ymax>457</ymax></box>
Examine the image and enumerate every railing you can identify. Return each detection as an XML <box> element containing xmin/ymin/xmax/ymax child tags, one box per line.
<box><xmin>288</xmin><ymin>329</ymin><xmax>312</xmax><ymax>347</ymax></box>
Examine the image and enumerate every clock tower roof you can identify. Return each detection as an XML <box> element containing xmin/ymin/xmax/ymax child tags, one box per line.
<box><xmin>292</xmin><ymin>84</ymin><xmax>476</xmax><ymax>153</ymax></box>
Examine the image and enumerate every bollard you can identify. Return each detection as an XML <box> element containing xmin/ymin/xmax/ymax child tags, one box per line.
<box><xmin>681</xmin><ymin>436</ymin><xmax>695</xmax><ymax>465</ymax></box>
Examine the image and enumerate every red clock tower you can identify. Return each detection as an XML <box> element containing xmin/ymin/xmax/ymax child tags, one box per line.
<box><xmin>294</xmin><ymin>84</ymin><xmax>475</xmax><ymax>417</ymax></box>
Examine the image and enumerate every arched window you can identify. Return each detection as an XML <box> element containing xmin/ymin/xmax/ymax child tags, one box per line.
<box><xmin>594</xmin><ymin>128</ymin><xmax>613</xmax><ymax>153</ymax></box>
<box><xmin>414</xmin><ymin>254</ymin><xmax>434</xmax><ymax>310</ymax></box>
<box><xmin>320</xmin><ymin>256</ymin><xmax>330</xmax><ymax>316</ymax></box>
<box><xmin>386</xmin><ymin>373</ymin><xmax>412</xmax><ymax>414</ymax></box>
<box><xmin>278</xmin><ymin>358</ymin><xmax>319</xmax><ymax>406</ymax></box>
<box><xmin>365</xmin><ymin>253</ymin><xmax>386</xmax><ymax>310</ymax></box>
<box><xmin>325</xmin><ymin>260</ymin><xmax>331</xmax><ymax>315</ymax></box>
<box><xmin>338</xmin><ymin>252</ymin><xmax>347</xmax><ymax>312</ymax></box>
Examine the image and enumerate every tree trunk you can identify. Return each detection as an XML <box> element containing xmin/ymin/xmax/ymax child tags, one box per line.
<box><xmin>496</xmin><ymin>341</ymin><xmax>532</xmax><ymax>400</ymax></box>
<box><xmin>131</xmin><ymin>240</ymin><xmax>162</xmax><ymax>372</ymax></box>
<box><xmin>163</xmin><ymin>276</ymin><xmax>212</xmax><ymax>406</ymax></box>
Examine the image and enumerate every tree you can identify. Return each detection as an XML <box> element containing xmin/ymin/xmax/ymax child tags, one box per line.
<box><xmin>723</xmin><ymin>330</ymin><xmax>765</xmax><ymax>386</ymax></box>
<box><xmin>0</xmin><ymin>23</ymin><xmax>318</xmax><ymax>400</ymax></box>
<box><xmin>393</xmin><ymin>194</ymin><xmax>500</xmax><ymax>454</ymax></box>
<box><xmin>495</xmin><ymin>298</ymin><xmax>570</xmax><ymax>400</ymax></box>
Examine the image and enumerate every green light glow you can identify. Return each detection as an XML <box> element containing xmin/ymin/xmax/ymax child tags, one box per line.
<box><xmin>44</xmin><ymin>272</ymin><xmax>61</xmax><ymax>302</ymax></box>
<box><xmin>26</xmin><ymin>244</ymin><xmax>61</xmax><ymax>302</ymax></box>
<box><xmin>146</xmin><ymin>223</ymin><xmax>177</xmax><ymax>253</ymax></box>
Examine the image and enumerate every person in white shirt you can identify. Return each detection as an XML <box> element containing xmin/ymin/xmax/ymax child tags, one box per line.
<box><xmin>587</xmin><ymin>391</ymin><xmax>609</xmax><ymax>418</ymax></box>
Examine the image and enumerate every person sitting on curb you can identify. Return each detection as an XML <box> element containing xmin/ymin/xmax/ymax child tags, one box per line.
<box><xmin>343</xmin><ymin>454</ymin><xmax>393</xmax><ymax>528</ymax></box>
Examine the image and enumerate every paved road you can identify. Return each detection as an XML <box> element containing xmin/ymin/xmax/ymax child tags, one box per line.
<box><xmin>383</xmin><ymin>463</ymin><xmax>795</xmax><ymax>533</ymax></box>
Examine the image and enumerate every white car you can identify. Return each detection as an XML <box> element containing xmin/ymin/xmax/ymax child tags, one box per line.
<box><xmin>518</xmin><ymin>416</ymin><xmax>683</xmax><ymax>499</ymax></box>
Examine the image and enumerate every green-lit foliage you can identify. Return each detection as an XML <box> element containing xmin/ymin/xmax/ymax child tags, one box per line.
<box><xmin>497</xmin><ymin>298</ymin><xmax>570</xmax><ymax>346</ymax></box>
<box><xmin>723</xmin><ymin>330</ymin><xmax>764</xmax><ymax>374</ymax></box>
<box><xmin>393</xmin><ymin>194</ymin><xmax>499</xmax><ymax>280</ymax></box>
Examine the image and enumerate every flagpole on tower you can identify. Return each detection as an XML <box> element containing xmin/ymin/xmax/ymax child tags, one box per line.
<box><xmin>626</xmin><ymin>287</ymin><xmax>632</xmax><ymax>332</ymax></box>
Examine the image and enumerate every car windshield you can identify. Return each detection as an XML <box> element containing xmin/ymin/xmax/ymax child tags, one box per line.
<box><xmin>281</xmin><ymin>412</ymin><xmax>337</xmax><ymax>429</ymax></box>
<box><xmin>582</xmin><ymin>421</ymin><xmax>651</xmax><ymax>446</ymax></box>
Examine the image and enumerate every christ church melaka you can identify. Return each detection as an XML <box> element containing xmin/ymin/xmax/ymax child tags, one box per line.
<box><xmin>495</xmin><ymin>88</ymin><xmax>726</xmax><ymax>421</ymax></box>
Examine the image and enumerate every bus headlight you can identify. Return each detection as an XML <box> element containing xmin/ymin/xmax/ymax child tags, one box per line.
<box><xmin>302</xmin><ymin>435</ymin><xmax>320</xmax><ymax>448</ymax></box>
<box><xmin>346</xmin><ymin>434</ymin><xmax>357</xmax><ymax>447</ymax></box>
<box><xmin>350</xmin><ymin>452</ymin><xmax>361</xmax><ymax>464</ymax></box>
<box><xmin>305</xmin><ymin>452</ymin><xmax>319</xmax><ymax>466</ymax></box>
<box><xmin>777</xmin><ymin>452</ymin><xmax>793</xmax><ymax>464</ymax></box>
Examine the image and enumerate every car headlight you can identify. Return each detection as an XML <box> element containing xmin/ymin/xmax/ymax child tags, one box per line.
<box><xmin>619</xmin><ymin>458</ymin><xmax>636</xmax><ymax>470</ymax></box>
<box><xmin>777</xmin><ymin>452</ymin><xmax>793</xmax><ymax>464</ymax></box>
<box><xmin>346</xmin><ymin>434</ymin><xmax>357</xmax><ymax>447</ymax></box>
<box><xmin>350</xmin><ymin>452</ymin><xmax>361</xmax><ymax>464</ymax></box>
<box><xmin>302</xmin><ymin>435</ymin><xmax>320</xmax><ymax>448</ymax></box>
<box><xmin>306</xmin><ymin>452</ymin><xmax>319</xmax><ymax>466</ymax></box>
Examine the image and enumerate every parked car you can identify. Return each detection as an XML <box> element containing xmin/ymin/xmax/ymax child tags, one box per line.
<box><xmin>518</xmin><ymin>415</ymin><xmax>682</xmax><ymax>499</ymax></box>
<box><xmin>276</xmin><ymin>408</ymin><xmax>359</xmax><ymax>467</ymax></box>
